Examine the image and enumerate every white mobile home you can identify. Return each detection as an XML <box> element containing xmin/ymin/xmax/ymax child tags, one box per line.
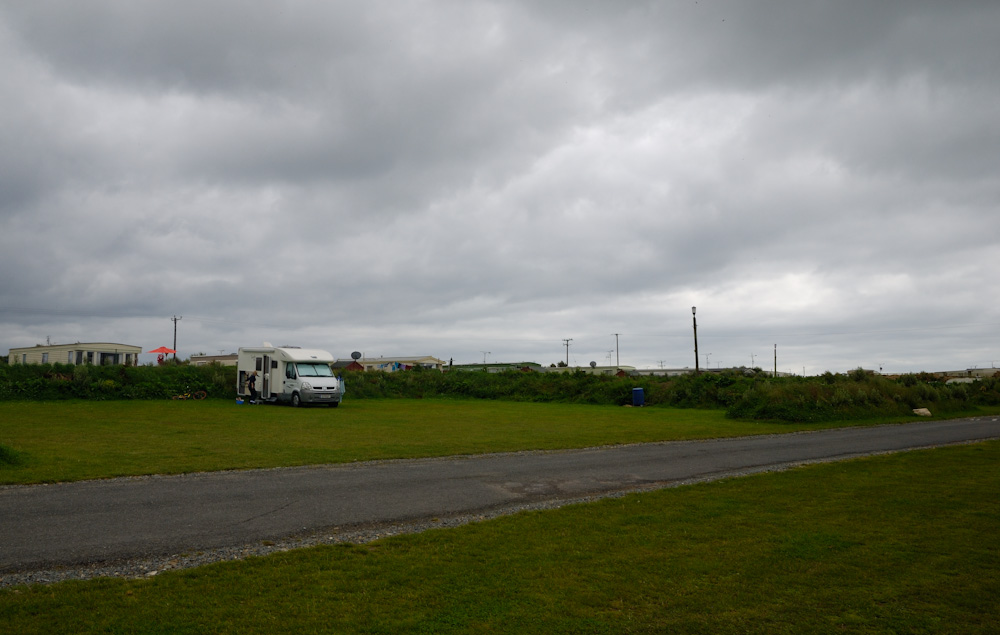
<box><xmin>237</xmin><ymin>346</ymin><xmax>343</xmax><ymax>407</ymax></box>
<box><xmin>357</xmin><ymin>356</ymin><xmax>445</xmax><ymax>372</ymax></box>
<box><xmin>8</xmin><ymin>342</ymin><xmax>141</xmax><ymax>366</ymax></box>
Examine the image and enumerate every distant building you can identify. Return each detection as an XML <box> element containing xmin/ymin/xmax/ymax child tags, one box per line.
<box><xmin>630</xmin><ymin>366</ymin><xmax>784</xmax><ymax>377</ymax></box>
<box><xmin>351</xmin><ymin>356</ymin><xmax>446</xmax><ymax>372</ymax></box>
<box><xmin>191</xmin><ymin>354</ymin><xmax>238</xmax><ymax>366</ymax></box>
<box><xmin>884</xmin><ymin>368</ymin><xmax>998</xmax><ymax>382</ymax></box>
<box><xmin>955</xmin><ymin>368</ymin><xmax>998</xmax><ymax>379</ymax></box>
<box><xmin>938</xmin><ymin>368</ymin><xmax>999</xmax><ymax>381</ymax></box>
<box><xmin>450</xmin><ymin>362</ymin><xmax>544</xmax><ymax>373</ymax></box>
<box><xmin>631</xmin><ymin>367</ymin><xmax>695</xmax><ymax>377</ymax></box>
<box><xmin>8</xmin><ymin>342</ymin><xmax>141</xmax><ymax>366</ymax></box>
<box><xmin>545</xmin><ymin>365</ymin><xmax>636</xmax><ymax>376</ymax></box>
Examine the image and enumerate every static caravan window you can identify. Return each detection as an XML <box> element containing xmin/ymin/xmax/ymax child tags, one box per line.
<box><xmin>68</xmin><ymin>351</ymin><xmax>74</xmax><ymax>363</ymax></box>
<box><xmin>42</xmin><ymin>353</ymin><xmax>48</xmax><ymax>363</ymax></box>
<box><xmin>99</xmin><ymin>353</ymin><xmax>120</xmax><ymax>365</ymax></box>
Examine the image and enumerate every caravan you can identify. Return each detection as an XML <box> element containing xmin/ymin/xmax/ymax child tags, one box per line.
<box><xmin>237</xmin><ymin>346</ymin><xmax>344</xmax><ymax>407</ymax></box>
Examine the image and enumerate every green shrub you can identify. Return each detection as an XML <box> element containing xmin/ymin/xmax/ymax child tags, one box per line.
<box><xmin>0</xmin><ymin>363</ymin><xmax>237</xmax><ymax>401</ymax></box>
<box><xmin>848</xmin><ymin>367</ymin><xmax>870</xmax><ymax>382</ymax></box>
<box><xmin>2</xmin><ymin>363</ymin><xmax>995</xmax><ymax>423</ymax></box>
<box><xmin>0</xmin><ymin>443</ymin><xmax>26</xmax><ymax>467</ymax></box>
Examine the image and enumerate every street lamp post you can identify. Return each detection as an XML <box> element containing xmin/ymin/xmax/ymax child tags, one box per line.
<box><xmin>692</xmin><ymin>307</ymin><xmax>699</xmax><ymax>374</ymax></box>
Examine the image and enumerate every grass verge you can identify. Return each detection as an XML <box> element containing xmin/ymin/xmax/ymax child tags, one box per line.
<box><xmin>0</xmin><ymin>443</ymin><xmax>25</xmax><ymax>467</ymax></box>
<box><xmin>0</xmin><ymin>399</ymin><xmax>956</xmax><ymax>485</ymax></box>
<box><xmin>2</xmin><ymin>441</ymin><xmax>997</xmax><ymax>633</ymax></box>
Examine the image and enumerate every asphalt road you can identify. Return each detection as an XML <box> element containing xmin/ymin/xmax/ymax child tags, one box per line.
<box><xmin>2</xmin><ymin>416</ymin><xmax>997</xmax><ymax>574</ymax></box>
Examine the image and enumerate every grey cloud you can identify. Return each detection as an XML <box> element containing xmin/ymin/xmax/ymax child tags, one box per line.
<box><xmin>529</xmin><ymin>1</ymin><xmax>1000</xmax><ymax>91</ymax></box>
<box><xmin>1</xmin><ymin>1</ymin><xmax>998</xmax><ymax>373</ymax></box>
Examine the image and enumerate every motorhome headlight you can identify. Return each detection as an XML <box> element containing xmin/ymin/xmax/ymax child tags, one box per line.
<box><xmin>301</xmin><ymin>382</ymin><xmax>312</xmax><ymax>390</ymax></box>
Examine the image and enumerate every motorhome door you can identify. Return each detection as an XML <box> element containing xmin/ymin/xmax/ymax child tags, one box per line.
<box><xmin>262</xmin><ymin>354</ymin><xmax>271</xmax><ymax>398</ymax></box>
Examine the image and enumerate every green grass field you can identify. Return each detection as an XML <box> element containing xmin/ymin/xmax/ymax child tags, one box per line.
<box><xmin>2</xmin><ymin>400</ymin><xmax>997</xmax><ymax>633</ymax></box>
<box><xmin>0</xmin><ymin>399</ymin><xmax>918</xmax><ymax>485</ymax></box>
<box><xmin>2</xmin><ymin>440</ymin><xmax>997</xmax><ymax>633</ymax></box>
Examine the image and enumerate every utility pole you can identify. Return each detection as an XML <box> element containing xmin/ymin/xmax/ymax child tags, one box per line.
<box><xmin>692</xmin><ymin>307</ymin><xmax>699</xmax><ymax>374</ymax></box>
<box><xmin>171</xmin><ymin>315</ymin><xmax>182</xmax><ymax>361</ymax></box>
<box><xmin>480</xmin><ymin>351</ymin><xmax>491</xmax><ymax>364</ymax></box>
<box><xmin>774</xmin><ymin>344</ymin><xmax>777</xmax><ymax>377</ymax></box>
<box><xmin>563</xmin><ymin>338</ymin><xmax>573</xmax><ymax>366</ymax></box>
<box><xmin>614</xmin><ymin>333</ymin><xmax>620</xmax><ymax>367</ymax></box>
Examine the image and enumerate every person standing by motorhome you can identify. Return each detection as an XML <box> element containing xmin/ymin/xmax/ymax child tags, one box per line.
<box><xmin>247</xmin><ymin>371</ymin><xmax>258</xmax><ymax>404</ymax></box>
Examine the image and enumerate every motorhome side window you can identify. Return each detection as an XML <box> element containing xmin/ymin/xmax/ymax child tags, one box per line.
<box><xmin>286</xmin><ymin>364</ymin><xmax>296</xmax><ymax>379</ymax></box>
<box><xmin>255</xmin><ymin>358</ymin><xmax>263</xmax><ymax>371</ymax></box>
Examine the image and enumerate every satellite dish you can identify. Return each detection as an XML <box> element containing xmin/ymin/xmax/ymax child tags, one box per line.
<box><xmin>590</xmin><ymin>361</ymin><xmax>597</xmax><ymax>368</ymax></box>
<box><xmin>351</xmin><ymin>351</ymin><xmax>362</xmax><ymax>360</ymax></box>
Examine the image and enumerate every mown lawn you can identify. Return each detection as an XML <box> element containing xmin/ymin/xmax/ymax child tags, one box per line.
<box><xmin>1</xmin><ymin>441</ymin><xmax>997</xmax><ymax>633</ymax></box>
<box><xmin>0</xmin><ymin>399</ymin><xmax>921</xmax><ymax>485</ymax></box>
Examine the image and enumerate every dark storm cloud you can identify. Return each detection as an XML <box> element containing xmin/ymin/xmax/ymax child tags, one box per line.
<box><xmin>1</xmin><ymin>1</ymin><xmax>998</xmax><ymax>372</ymax></box>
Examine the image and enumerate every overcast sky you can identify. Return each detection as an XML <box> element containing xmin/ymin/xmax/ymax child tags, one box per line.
<box><xmin>2</xmin><ymin>1</ymin><xmax>998</xmax><ymax>374</ymax></box>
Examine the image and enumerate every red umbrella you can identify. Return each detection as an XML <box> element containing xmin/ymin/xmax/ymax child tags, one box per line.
<box><xmin>147</xmin><ymin>346</ymin><xmax>177</xmax><ymax>354</ymax></box>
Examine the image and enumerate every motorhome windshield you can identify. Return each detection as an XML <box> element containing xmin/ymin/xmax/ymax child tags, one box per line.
<box><xmin>294</xmin><ymin>362</ymin><xmax>334</xmax><ymax>377</ymax></box>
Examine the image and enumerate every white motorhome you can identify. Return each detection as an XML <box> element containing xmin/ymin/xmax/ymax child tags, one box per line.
<box><xmin>237</xmin><ymin>346</ymin><xmax>344</xmax><ymax>407</ymax></box>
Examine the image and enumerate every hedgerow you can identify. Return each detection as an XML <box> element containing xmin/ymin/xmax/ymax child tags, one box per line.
<box><xmin>725</xmin><ymin>372</ymin><xmax>1000</xmax><ymax>422</ymax></box>
<box><xmin>2</xmin><ymin>362</ymin><xmax>998</xmax><ymax>423</ymax></box>
<box><xmin>340</xmin><ymin>368</ymin><xmax>1000</xmax><ymax>421</ymax></box>
<box><xmin>0</xmin><ymin>362</ymin><xmax>235</xmax><ymax>401</ymax></box>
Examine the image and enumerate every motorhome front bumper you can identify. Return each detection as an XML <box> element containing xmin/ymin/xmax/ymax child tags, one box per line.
<box><xmin>300</xmin><ymin>388</ymin><xmax>343</xmax><ymax>404</ymax></box>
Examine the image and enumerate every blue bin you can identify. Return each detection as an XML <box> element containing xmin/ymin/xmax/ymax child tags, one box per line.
<box><xmin>632</xmin><ymin>387</ymin><xmax>645</xmax><ymax>407</ymax></box>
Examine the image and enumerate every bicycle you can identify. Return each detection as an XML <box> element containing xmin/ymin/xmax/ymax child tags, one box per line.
<box><xmin>172</xmin><ymin>388</ymin><xmax>208</xmax><ymax>400</ymax></box>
